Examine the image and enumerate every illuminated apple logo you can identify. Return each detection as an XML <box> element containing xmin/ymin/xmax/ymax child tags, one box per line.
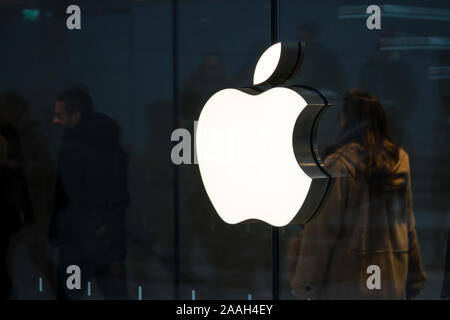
<box><xmin>196</xmin><ymin>42</ymin><xmax>331</xmax><ymax>227</ymax></box>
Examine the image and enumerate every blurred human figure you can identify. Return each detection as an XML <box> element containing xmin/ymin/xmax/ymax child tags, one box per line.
<box><xmin>49</xmin><ymin>88</ymin><xmax>129</xmax><ymax>299</ymax></box>
<box><xmin>0</xmin><ymin>92</ymin><xmax>34</xmax><ymax>299</ymax></box>
<box><xmin>290</xmin><ymin>89</ymin><xmax>426</xmax><ymax>299</ymax></box>
<box><xmin>0</xmin><ymin>91</ymin><xmax>57</xmax><ymax>298</ymax></box>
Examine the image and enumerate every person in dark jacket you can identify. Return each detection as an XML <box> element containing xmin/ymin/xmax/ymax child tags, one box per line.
<box><xmin>50</xmin><ymin>89</ymin><xmax>129</xmax><ymax>300</ymax></box>
<box><xmin>0</xmin><ymin>92</ymin><xmax>34</xmax><ymax>299</ymax></box>
<box><xmin>442</xmin><ymin>231</ymin><xmax>450</xmax><ymax>299</ymax></box>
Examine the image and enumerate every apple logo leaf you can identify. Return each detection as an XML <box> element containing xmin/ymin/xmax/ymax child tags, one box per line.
<box><xmin>253</xmin><ymin>42</ymin><xmax>305</xmax><ymax>87</ymax></box>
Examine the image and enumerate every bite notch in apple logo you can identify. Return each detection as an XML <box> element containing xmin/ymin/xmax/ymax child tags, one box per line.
<box><xmin>196</xmin><ymin>42</ymin><xmax>332</xmax><ymax>227</ymax></box>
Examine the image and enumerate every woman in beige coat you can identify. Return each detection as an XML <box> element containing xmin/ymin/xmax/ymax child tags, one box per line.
<box><xmin>290</xmin><ymin>89</ymin><xmax>426</xmax><ymax>300</ymax></box>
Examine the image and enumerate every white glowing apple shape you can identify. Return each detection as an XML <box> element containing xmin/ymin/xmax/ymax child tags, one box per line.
<box><xmin>253</xmin><ymin>43</ymin><xmax>281</xmax><ymax>85</ymax></box>
<box><xmin>196</xmin><ymin>87</ymin><xmax>311</xmax><ymax>227</ymax></box>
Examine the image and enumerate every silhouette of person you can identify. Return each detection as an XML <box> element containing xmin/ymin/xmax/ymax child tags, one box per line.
<box><xmin>0</xmin><ymin>90</ymin><xmax>57</xmax><ymax>298</ymax></box>
<box><xmin>49</xmin><ymin>88</ymin><xmax>129</xmax><ymax>300</ymax></box>
<box><xmin>290</xmin><ymin>89</ymin><xmax>426</xmax><ymax>299</ymax></box>
<box><xmin>0</xmin><ymin>92</ymin><xmax>34</xmax><ymax>299</ymax></box>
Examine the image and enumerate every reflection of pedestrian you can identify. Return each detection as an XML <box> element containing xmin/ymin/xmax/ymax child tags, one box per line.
<box><xmin>0</xmin><ymin>90</ymin><xmax>57</xmax><ymax>298</ymax></box>
<box><xmin>290</xmin><ymin>90</ymin><xmax>426</xmax><ymax>299</ymax></box>
<box><xmin>0</xmin><ymin>92</ymin><xmax>34</xmax><ymax>299</ymax></box>
<box><xmin>50</xmin><ymin>89</ymin><xmax>129</xmax><ymax>300</ymax></box>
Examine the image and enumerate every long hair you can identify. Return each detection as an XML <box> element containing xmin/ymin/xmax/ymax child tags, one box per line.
<box><xmin>324</xmin><ymin>89</ymin><xmax>400</xmax><ymax>187</ymax></box>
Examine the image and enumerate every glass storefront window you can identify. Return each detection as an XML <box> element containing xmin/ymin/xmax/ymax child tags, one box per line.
<box><xmin>0</xmin><ymin>0</ymin><xmax>448</xmax><ymax>300</ymax></box>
